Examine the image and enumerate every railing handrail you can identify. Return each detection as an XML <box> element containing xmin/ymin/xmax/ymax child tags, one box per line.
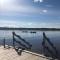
<box><xmin>12</xmin><ymin>32</ymin><xmax>32</xmax><ymax>49</ymax></box>
<box><xmin>14</xmin><ymin>38</ymin><xmax>30</xmax><ymax>49</ymax></box>
<box><xmin>43</xmin><ymin>32</ymin><xmax>58</xmax><ymax>53</ymax></box>
<box><xmin>13</xmin><ymin>32</ymin><xmax>32</xmax><ymax>47</ymax></box>
<box><xmin>42</xmin><ymin>32</ymin><xmax>58</xmax><ymax>58</ymax></box>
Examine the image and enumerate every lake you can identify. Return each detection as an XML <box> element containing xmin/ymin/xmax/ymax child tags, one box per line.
<box><xmin>0</xmin><ymin>30</ymin><xmax>60</xmax><ymax>59</ymax></box>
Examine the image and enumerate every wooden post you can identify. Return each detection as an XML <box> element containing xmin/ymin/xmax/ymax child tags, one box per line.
<box><xmin>4</xmin><ymin>38</ymin><xmax>5</xmax><ymax>48</ymax></box>
<box><xmin>12</xmin><ymin>32</ymin><xmax>15</xmax><ymax>47</ymax></box>
<box><xmin>42</xmin><ymin>32</ymin><xmax>58</xmax><ymax>58</ymax></box>
<box><xmin>42</xmin><ymin>33</ymin><xmax>45</xmax><ymax>55</ymax></box>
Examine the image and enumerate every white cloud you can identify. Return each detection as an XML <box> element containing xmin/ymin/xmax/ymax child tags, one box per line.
<box><xmin>0</xmin><ymin>0</ymin><xmax>59</xmax><ymax>16</ymax></box>
<box><xmin>42</xmin><ymin>10</ymin><xmax>47</xmax><ymax>13</ymax></box>
<box><xmin>0</xmin><ymin>3</ymin><xmax>48</xmax><ymax>15</ymax></box>
<box><xmin>40</xmin><ymin>0</ymin><xmax>43</xmax><ymax>2</ymax></box>
<box><xmin>0</xmin><ymin>3</ymin><xmax>39</xmax><ymax>14</ymax></box>
<box><xmin>0</xmin><ymin>20</ymin><xmax>19</xmax><ymax>27</ymax></box>
<box><xmin>34</xmin><ymin>0</ymin><xmax>43</xmax><ymax>2</ymax></box>
<box><xmin>0</xmin><ymin>0</ymin><xmax>46</xmax><ymax>14</ymax></box>
<box><xmin>0</xmin><ymin>20</ymin><xmax>60</xmax><ymax>28</ymax></box>
<box><xmin>39</xmin><ymin>9</ymin><xmax>48</xmax><ymax>14</ymax></box>
<box><xmin>0</xmin><ymin>0</ymin><xmax>36</xmax><ymax>13</ymax></box>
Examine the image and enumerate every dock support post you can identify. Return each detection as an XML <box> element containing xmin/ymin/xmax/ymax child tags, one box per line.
<box><xmin>4</xmin><ymin>38</ymin><xmax>5</xmax><ymax>48</ymax></box>
<box><xmin>12</xmin><ymin>32</ymin><xmax>15</xmax><ymax>48</ymax></box>
<box><xmin>42</xmin><ymin>32</ymin><xmax>49</xmax><ymax>56</ymax></box>
<box><xmin>42</xmin><ymin>32</ymin><xmax>45</xmax><ymax>55</ymax></box>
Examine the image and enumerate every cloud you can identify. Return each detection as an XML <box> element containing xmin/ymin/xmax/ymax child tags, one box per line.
<box><xmin>34</xmin><ymin>0</ymin><xmax>39</xmax><ymax>2</ymax></box>
<box><xmin>0</xmin><ymin>2</ymin><xmax>39</xmax><ymax>14</ymax></box>
<box><xmin>45</xmin><ymin>5</ymin><xmax>53</xmax><ymax>8</ymax></box>
<box><xmin>0</xmin><ymin>19</ymin><xmax>60</xmax><ymax>28</ymax></box>
<box><xmin>0</xmin><ymin>20</ymin><xmax>19</xmax><ymax>27</ymax></box>
<box><xmin>0</xmin><ymin>0</ymin><xmax>49</xmax><ymax>16</ymax></box>
<box><xmin>0</xmin><ymin>0</ymin><xmax>60</xmax><ymax>16</ymax></box>
<box><xmin>42</xmin><ymin>10</ymin><xmax>47</xmax><ymax>13</ymax></box>
<box><xmin>34</xmin><ymin>0</ymin><xmax>43</xmax><ymax>2</ymax></box>
<box><xmin>40</xmin><ymin>0</ymin><xmax>43</xmax><ymax>2</ymax></box>
<box><xmin>0</xmin><ymin>3</ymin><xmax>48</xmax><ymax>15</ymax></box>
<box><xmin>0</xmin><ymin>0</ymin><xmax>38</xmax><ymax>13</ymax></box>
<box><xmin>39</xmin><ymin>9</ymin><xmax>47</xmax><ymax>14</ymax></box>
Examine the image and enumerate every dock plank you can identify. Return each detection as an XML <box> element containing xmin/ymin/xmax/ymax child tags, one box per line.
<box><xmin>0</xmin><ymin>46</ymin><xmax>50</xmax><ymax>60</ymax></box>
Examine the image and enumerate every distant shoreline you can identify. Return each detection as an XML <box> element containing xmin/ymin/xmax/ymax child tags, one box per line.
<box><xmin>0</xmin><ymin>27</ymin><xmax>60</xmax><ymax>31</ymax></box>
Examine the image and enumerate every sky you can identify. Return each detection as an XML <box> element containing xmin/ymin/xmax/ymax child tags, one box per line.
<box><xmin>0</xmin><ymin>0</ymin><xmax>60</xmax><ymax>28</ymax></box>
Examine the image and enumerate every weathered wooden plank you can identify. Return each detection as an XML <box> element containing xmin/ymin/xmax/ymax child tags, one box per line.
<box><xmin>0</xmin><ymin>46</ymin><xmax>51</xmax><ymax>60</ymax></box>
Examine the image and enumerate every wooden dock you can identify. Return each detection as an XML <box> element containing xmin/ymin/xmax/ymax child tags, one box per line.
<box><xmin>0</xmin><ymin>46</ymin><xmax>53</xmax><ymax>60</ymax></box>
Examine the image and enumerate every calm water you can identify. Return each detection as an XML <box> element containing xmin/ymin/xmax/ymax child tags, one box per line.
<box><xmin>0</xmin><ymin>30</ymin><xmax>60</xmax><ymax>58</ymax></box>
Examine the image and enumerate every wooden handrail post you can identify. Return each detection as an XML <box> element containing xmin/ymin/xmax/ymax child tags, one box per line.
<box><xmin>12</xmin><ymin>32</ymin><xmax>32</xmax><ymax>51</ymax></box>
<box><xmin>42</xmin><ymin>32</ymin><xmax>46</xmax><ymax>55</ymax></box>
<box><xmin>4</xmin><ymin>38</ymin><xmax>5</xmax><ymax>48</ymax></box>
<box><xmin>12</xmin><ymin>32</ymin><xmax>15</xmax><ymax>47</ymax></box>
<box><xmin>42</xmin><ymin>32</ymin><xmax>58</xmax><ymax>59</ymax></box>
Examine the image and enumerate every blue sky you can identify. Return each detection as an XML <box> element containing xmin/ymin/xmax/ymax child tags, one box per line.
<box><xmin>0</xmin><ymin>0</ymin><xmax>60</xmax><ymax>28</ymax></box>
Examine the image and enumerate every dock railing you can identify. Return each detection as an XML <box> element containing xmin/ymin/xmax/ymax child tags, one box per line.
<box><xmin>42</xmin><ymin>32</ymin><xmax>58</xmax><ymax>59</ymax></box>
<box><xmin>12</xmin><ymin>32</ymin><xmax>32</xmax><ymax>55</ymax></box>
